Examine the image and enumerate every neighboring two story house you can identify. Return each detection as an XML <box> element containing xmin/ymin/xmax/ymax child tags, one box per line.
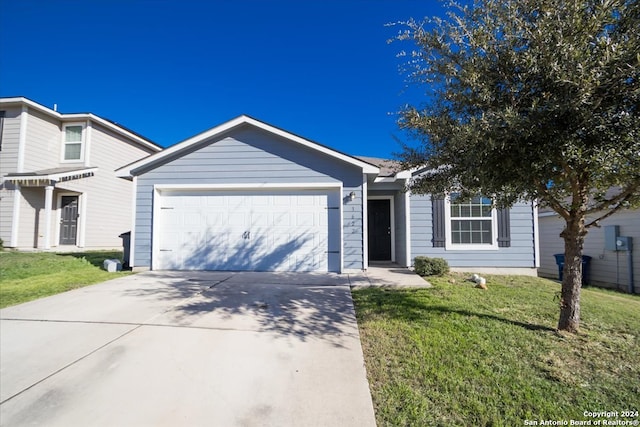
<box><xmin>0</xmin><ymin>97</ymin><xmax>161</xmax><ymax>250</ymax></box>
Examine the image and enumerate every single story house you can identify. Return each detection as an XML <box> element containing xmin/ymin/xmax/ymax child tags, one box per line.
<box><xmin>538</xmin><ymin>207</ymin><xmax>638</xmax><ymax>293</ymax></box>
<box><xmin>116</xmin><ymin>115</ymin><xmax>539</xmax><ymax>273</ymax></box>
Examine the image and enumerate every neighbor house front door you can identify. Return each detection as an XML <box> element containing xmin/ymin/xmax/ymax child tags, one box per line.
<box><xmin>368</xmin><ymin>199</ymin><xmax>392</xmax><ymax>261</ymax></box>
<box><xmin>59</xmin><ymin>196</ymin><xmax>79</xmax><ymax>245</ymax></box>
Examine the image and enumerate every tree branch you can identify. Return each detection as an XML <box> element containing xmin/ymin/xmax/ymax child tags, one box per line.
<box><xmin>536</xmin><ymin>182</ymin><xmax>570</xmax><ymax>220</ymax></box>
<box><xmin>585</xmin><ymin>181</ymin><xmax>640</xmax><ymax>215</ymax></box>
<box><xmin>585</xmin><ymin>201</ymin><xmax>631</xmax><ymax>228</ymax></box>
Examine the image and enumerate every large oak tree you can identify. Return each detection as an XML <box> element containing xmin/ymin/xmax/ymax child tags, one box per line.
<box><xmin>394</xmin><ymin>0</ymin><xmax>639</xmax><ymax>332</ymax></box>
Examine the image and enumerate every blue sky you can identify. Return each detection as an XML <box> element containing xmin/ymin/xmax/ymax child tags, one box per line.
<box><xmin>0</xmin><ymin>0</ymin><xmax>443</xmax><ymax>158</ymax></box>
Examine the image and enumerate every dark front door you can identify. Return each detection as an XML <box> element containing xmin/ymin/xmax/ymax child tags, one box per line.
<box><xmin>368</xmin><ymin>199</ymin><xmax>392</xmax><ymax>261</ymax></box>
<box><xmin>59</xmin><ymin>196</ymin><xmax>79</xmax><ymax>245</ymax></box>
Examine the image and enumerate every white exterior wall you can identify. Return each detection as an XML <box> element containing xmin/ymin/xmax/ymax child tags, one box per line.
<box><xmin>58</xmin><ymin>123</ymin><xmax>154</xmax><ymax>248</ymax></box>
<box><xmin>0</xmin><ymin>106</ymin><xmax>22</xmax><ymax>245</ymax></box>
<box><xmin>22</xmin><ymin>109</ymin><xmax>65</xmax><ymax>172</ymax></box>
<box><xmin>538</xmin><ymin>209</ymin><xmax>639</xmax><ymax>292</ymax></box>
<box><xmin>0</xmin><ymin>99</ymin><xmax>158</xmax><ymax>249</ymax></box>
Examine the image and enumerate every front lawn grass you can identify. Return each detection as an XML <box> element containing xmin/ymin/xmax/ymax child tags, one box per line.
<box><xmin>0</xmin><ymin>251</ymin><xmax>131</xmax><ymax>308</ymax></box>
<box><xmin>352</xmin><ymin>274</ymin><xmax>640</xmax><ymax>427</ymax></box>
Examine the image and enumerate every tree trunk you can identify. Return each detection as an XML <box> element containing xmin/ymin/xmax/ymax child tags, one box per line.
<box><xmin>558</xmin><ymin>216</ymin><xmax>588</xmax><ymax>332</ymax></box>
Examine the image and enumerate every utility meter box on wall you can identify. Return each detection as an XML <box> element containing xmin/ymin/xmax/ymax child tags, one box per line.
<box><xmin>616</xmin><ymin>236</ymin><xmax>633</xmax><ymax>251</ymax></box>
<box><xmin>604</xmin><ymin>225</ymin><xmax>620</xmax><ymax>251</ymax></box>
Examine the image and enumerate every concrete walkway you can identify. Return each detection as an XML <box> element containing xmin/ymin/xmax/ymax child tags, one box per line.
<box><xmin>349</xmin><ymin>263</ymin><xmax>432</xmax><ymax>288</ymax></box>
<box><xmin>0</xmin><ymin>272</ymin><xmax>377</xmax><ymax>427</ymax></box>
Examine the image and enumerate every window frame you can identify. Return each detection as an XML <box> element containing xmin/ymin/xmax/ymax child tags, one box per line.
<box><xmin>61</xmin><ymin>122</ymin><xmax>86</xmax><ymax>162</ymax></box>
<box><xmin>444</xmin><ymin>193</ymin><xmax>499</xmax><ymax>250</ymax></box>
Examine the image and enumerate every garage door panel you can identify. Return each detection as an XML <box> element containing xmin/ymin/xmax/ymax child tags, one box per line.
<box><xmin>156</xmin><ymin>189</ymin><xmax>339</xmax><ymax>272</ymax></box>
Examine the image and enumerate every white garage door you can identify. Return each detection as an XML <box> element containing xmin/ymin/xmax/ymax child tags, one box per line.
<box><xmin>155</xmin><ymin>189</ymin><xmax>341</xmax><ymax>272</ymax></box>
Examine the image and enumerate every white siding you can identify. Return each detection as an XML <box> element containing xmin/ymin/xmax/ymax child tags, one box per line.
<box><xmin>56</xmin><ymin>122</ymin><xmax>156</xmax><ymax>248</ymax></box>
<box><xmin>22</xmin><ymin>109</ymin><xmax>63</xmax><ymax>172</ymax></box>
<box><xmin>538</xmin><ymin>209</ymin><xmax>639</xmax><ymax>292</ymax></box>
<box><xmin>0</xmin><ymin>107</ymin><xmax>22</xmax><ymax>245</ymax></box>
<box><xmin>17</xmin><ymin>187</ymin><xmax>46</xmax><ymax>248</ymax></box>
<box><xmin>1</xmin><ymin>102</ymin><xmax>157</xmax><ymax>249</ymax></box>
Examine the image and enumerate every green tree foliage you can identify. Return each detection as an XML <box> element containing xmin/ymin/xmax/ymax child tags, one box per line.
<box><xmin>393</xmin><ymin>0</ymin><xmax>639</xmax><ymax>332</ymax></box>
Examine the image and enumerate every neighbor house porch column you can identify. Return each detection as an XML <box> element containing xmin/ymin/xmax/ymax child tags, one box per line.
<box><xmin>10</xmin><ymin>183</ymin><xmax>21</xmax><ymax>247</ymax></box>
<box><xmin>43</xmin><ymin>184</ymin><xmax>54</xmax><ymax>250</ymax></box>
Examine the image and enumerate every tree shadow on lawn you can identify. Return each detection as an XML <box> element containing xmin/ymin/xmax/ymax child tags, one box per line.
<box><xmin>356</xmin><ymin>288</ymin><xmax>556</xmax><ymax>333</ymax></box>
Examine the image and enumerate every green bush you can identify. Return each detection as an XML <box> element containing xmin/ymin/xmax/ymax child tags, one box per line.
<box><xmin>414</xmin><ymin>256</ymin><xmax>449</xmax><ymax>276</ymax></box>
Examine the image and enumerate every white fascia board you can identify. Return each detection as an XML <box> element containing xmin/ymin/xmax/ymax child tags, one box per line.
<box><xmin>118</xmin><ymin>115</ymin><xmax>380</xmax><ymax>177</ymax></box>
<box><xmin>0</xmin><ymin>97</ymin><xmax>160</xmax><ymax>152</ymax></box>
<box><xmin>5</xmin><ymin>167</ymin><xmax>98</xmax><ymax>183</ymax></box>
<box><xmin>538</xmin><ymin>211</ymin><xmax>559</xmax><ymax>218</ymax></box>
<box><xmin>533</xmin><ymin>200</ymin><xmax>541</xmax><ymax>268</ymax></box>
<box><xmin>370</xmin><ymin>170</ymin><xmax>412</xmax><ymax>183</ymax></box>
<box><xmin>374</xmin><ymin>177</ymin><xmax>400</xmax><ymax>183</ymax></box>
<box><xmin>119</xmin><ymin>116</ymin><xmax>249</xmax><ymax>176</ymax></box>
<box><xmin>154</xmin><ymin>182</ymin><xmax>342</xmax><ymax>192</ymax></box>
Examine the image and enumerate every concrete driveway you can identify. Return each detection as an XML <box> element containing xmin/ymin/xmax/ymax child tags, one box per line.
<box><xmin>0</xmin><ymin>271</ymin><xmax>376</xmax><ymax>427</ymax></box>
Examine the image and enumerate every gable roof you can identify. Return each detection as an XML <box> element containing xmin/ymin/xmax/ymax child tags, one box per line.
<box><xmin>0</xmin><ymin>97</ymin><xmax>162</xmax><ymax>152</ymax></box>
<box><xmin>116</xmin><ymin>115</ymin><xmax>380</xmax><ymax>178</ymax></box>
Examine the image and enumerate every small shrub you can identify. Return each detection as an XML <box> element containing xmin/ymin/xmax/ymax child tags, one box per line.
<box><xmin>414</xmin><ymin>256</ymin><xmax>450</xmax><ymax>276</ymax></box>
<box><xmin>0</xmin><ymin>238</ymin><xmax>3</xmax><ymax>251</ymax></box>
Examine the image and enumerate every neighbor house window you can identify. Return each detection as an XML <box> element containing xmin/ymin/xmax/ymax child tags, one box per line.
<box><xmin>62</xmin><ymin>123</ymin><xmax>85</xmax><ymax>161</ymax></box>
<box><xmin>444</xmin><ymin>194</ymin><xmax>498</xmax><ymax>249</ymax></box>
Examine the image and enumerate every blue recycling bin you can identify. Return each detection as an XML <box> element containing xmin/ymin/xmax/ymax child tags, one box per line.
<box><xmin>553</xmin><ymin>254</ymin><xmax>592</xmax><ymax>285</ymax></box>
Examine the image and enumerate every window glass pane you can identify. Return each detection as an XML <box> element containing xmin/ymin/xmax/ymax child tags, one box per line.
<box><xmin>65</xmin><ymin>143</ymin><xmax>82</xmax><ymax>160</ymax></box>
<box><xmin>449</xmin><ymin>195</ymin><xmax>494</xmax><ymax>245</ymax></box>
<box><xmin>451</xmin><ymin>219</ymin><xmax>493</xmax><ymax>245</ymax></box>
<box><xmin>65</xmin><ymin>126</ymin><xmax>83</xmax><ymax>142</ymax></box>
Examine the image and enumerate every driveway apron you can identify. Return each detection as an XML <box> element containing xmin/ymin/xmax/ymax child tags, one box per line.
<box><xmin>0</xmin><ymin>271</ymin><xmax>376</xmax><ymax>427</ymax></box>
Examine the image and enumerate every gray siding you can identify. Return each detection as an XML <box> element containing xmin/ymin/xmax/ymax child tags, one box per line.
<box><xmin>410</xmin><ymin>194</ymin><xmax>536</xmax><ymax>267</ymax></box>
<box><xmin>538</xmin><ymin>210</ymin><xmax>639</xmax><ymax>292</ymax></box>
<box><xmin>133</xmin><ymin>127</ymin><xmax>364</xmax><ymax>270</ymax></box>
<box><xmin>0</xmin><ymin>107</ymin><xmax>22</xmax><ymax>245</ymax></box>
<box><xmin>368</xmin><ymin>188</ymin><xmax>410</xmax><ymax>266</ymax></box>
